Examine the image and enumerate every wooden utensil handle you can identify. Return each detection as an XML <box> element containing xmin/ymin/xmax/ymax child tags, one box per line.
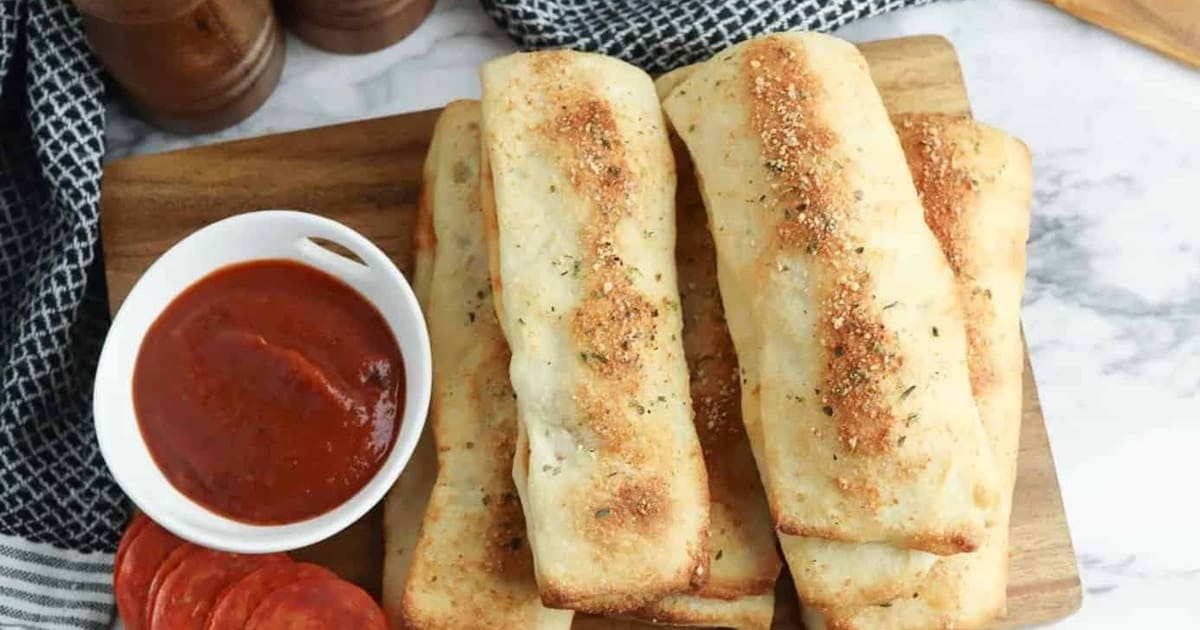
<box><xmin>1046</xmin><ymin>0</ymin><xmax>1200</xmax><ymax>69</ymax></box>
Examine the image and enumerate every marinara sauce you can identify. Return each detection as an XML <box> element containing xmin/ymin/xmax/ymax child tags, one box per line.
<box><xmin>133</xmin><ymin>259</ymin><xmax>403</xmax><ymax>524</ymax></box>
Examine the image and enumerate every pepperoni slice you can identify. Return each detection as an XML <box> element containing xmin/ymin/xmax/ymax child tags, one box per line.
<box><xmin>143</xmin><ymin>543</ymin><xmax>199</xmax><ymax>627</ymax></box>
<box><xmin>113</xmin><ymin>515</ymin><xmax>149</xmax><ymax>581</ymax></box>
<box><xmin>205</xmin><ymin>563</ymin><xmax>335</xmax><ymax>630</ymax></box>
<box><xmin>148</xmin><ymin>549</ymin><xmax>289</xmax><ymax>629</ymax></box>
<box><xmin>245</xmin><ymin>576</ymin><xmax>387</xmax><ymax>630</ymax></box>
<box><xmin>114</xmin><ymin>518</ymin><xmax>185</xmax><ymax>630</ymax></box>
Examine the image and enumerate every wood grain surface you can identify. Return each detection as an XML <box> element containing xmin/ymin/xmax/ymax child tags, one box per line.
<box><xmin>100</xmin><ymin>35</ymin><xmax>1080</xmax><ymax>629</ymax></box>
<box><xmin>1046</xmin><ymin>0</ymin><xmax>1200</xmax><ymax>68</ymax></box>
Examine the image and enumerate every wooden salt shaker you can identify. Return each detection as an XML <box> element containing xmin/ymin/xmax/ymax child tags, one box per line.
<box><xmin>74</xmin><ymin>0</ymin><xmax>285</xmax><ymax>134</ymax></box>
<box><xmin>282</xmin><ymin>0</ymin><xmax>435</xmax><ymax>54</ymax></box>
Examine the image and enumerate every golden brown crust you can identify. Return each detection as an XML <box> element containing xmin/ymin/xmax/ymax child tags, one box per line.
<box><xmin>675</xmin><ymin>154</ymin><xmax>783</xmax><ymax>599</ymax></box>
<box><xmin>410</xmin><ymin>104</ymin><xmax>444</xmax><ymax>308</ymax></box>
<box><xmin>806</xmin><ymin>114</ymin><xmax>1033</xmax><ymax>630</ymax></box>
<box><xmin>571</xmin><ymin>284</ymin><xmax>656</xmax><ymax>385</ymax></box>
<box><xmin>567</xmin><ymin>70</ymin><xmax>786</xmax><ymax>630</ymax></box>
<box><xmin>414</xmin><ymin>163</ymin><xmax>438</xmax><ymax>257</ymax></box>
<box><xmin>575</xmin><ymin>475</ymin><xmax>672</xmax><ymax>544</ymax></box>
<box><xmin>391</xmin><ymin>101</ymin><xmax>572</xmax><ymax>630</ymax></box>
<box><xmin>663</xmin><ymin>32</ymin><xmax>998</xmax><ymax>558</ymax></box>
<box><xmin>585</xmin><ymin>73</ymin><xmax>786</xmax><ymax>626</ymax></box>
<box><xmin>895</xmin><ymin>113</ymin><xmax>1026</xmax><ymax>403</ymax></box>
<box><xmin>382</xmin><ymin>103</ymin><xmax>455</xmax><ymax>629</ymax></box>
<box><xmin>544</xmin><ymin>97</ymin><xmax>659</xmax><ymax>396</ymax></box>
<box><xmin>481</xmin><ymin>50</ymin><xmax>710</xmax><ymax>612</ymax></box>
<box><xmin>744</xmin><ymin>38</ymin><xmax>903</xmax><ymax>460</ymax></box>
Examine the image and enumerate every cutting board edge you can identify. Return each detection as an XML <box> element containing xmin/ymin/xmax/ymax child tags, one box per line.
<box><xmin>1010</xmin><ymin>352</ymin><xmax>1083</xmax><ymax>624</ymax></box>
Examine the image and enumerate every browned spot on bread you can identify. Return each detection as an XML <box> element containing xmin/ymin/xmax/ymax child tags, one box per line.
<box><xmin>548</xmin><ymin>98</ymin><xmax>633</xmax><ymax>210</ymax></box>
<box><xmin>542</xmin><ymin>96</ymin><xmax>657</xmax><ymax>388</ymax></box>
<box><xmin>587</xmin><ymin>478</ymin><xmax>670</xmax><ymax>539</ymax></box>
<box><xmin>551</xmin><ymin>471</ymin><xmax>706</xmax><ymax>612</ymax></box>
<box><xmin>414</xmin><ymin>177</ymin><xmax>436</xmax><ymax>258</ymax></box>
<box><xmin>572</xmin><ymin>387</ymin><xmax>637</xmax><ymax>456</ymax></box>
<box><xmin>688</xmin><ymin>349</ymin><xmax>742</xmax><ymax>466</ymax></box>
<box><xmin>963</xmin><ymin>309</ymin><xmax>996</xmax><ymax>399</ymax></box>
<box><xmin>782</xmin><ymin>523</ymin><xmax>854</xmax><ymax>542</ymax></box>
<box><xmin>895</xmin><ymin>114</ymin><xmax>996</xmax><ymax>400</ymax></box>
<box><xmin>895</xmin><ymin>114</ymin><xmax>974</xmax><ymax>274</ymax></box>
<box><xmin>676</xmin><ymin>196</ymin><xmax>746</xmax><ymax>479</ymax></box>
<box><xmin>539</xmin><ymin>582</ymin><xmax>682</xmax><ymax>616</ymax></box>
<box><xmin>536</xmin><ymin>584</ymin><xmax>578</xmax><ymax>612</ymax></box>
<box><xmin>616</xmin><ymin>478</ymin><xmax>668</xmax><ymax>523</ymax></box>
<box><xmin>821</xmin><ymin>287</ymin><xmax>902</xmax><ymax>455</ymax></box>
<box><xmin>480</xmin><ymin>507</ymin><xmax>533</xmax><ymax>578</ymax></box>
<box><xmin>530</xmin><ymin>49</ymin><xmax>573</xmax><ymax>76</ymax></box>
<box><xmin>911</xmin><ymin>529</ymin><xmax>979</xmax><ymax>555</ymax></box>
<box><xmin>833</xmin><ymin>474</ymin><xmax>881</xmax><ymax>511</ymax></box>
<box><xmin>572</xmin><ymin>282</ymin><xmax>655</xmax><ymax>382</ymax></box>
<box><xmin>537</xmin><ymin>96</ymin><xmax>659</xmax><ymax>389</ymax></box>
<box><xmin>514</xmin><ymin>429</ymin><xmax>530</xmax><ymax>481</ymax></box>
<box><xmin>744</xmin><ymin>36</ymin><xmax>901</xmax><ymax>455</ymax></box>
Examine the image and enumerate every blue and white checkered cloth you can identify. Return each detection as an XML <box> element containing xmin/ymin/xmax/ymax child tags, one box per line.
<box><xmin>482</xmin><ymin>0</ymin><xmax>934</xmax><ymax>73</ymax></box>
<box><xmin>0</xmin><ymin>0</ymin><xmax>126</xmax><ymax>628</ymax></box>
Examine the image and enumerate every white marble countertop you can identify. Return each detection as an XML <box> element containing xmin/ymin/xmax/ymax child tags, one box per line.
<box><xmin>105</xmin><ymin>0</ymin><xmax>1200</xmax><ymax>626</ymax></box>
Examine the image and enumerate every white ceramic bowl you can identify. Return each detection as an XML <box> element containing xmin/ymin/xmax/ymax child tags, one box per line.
<box><xmin>94</xmin><ymin>210</ymin><xmax>431</xmax><ymax>553</ymax></box>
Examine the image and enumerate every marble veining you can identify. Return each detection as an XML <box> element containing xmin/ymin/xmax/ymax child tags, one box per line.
<box><xmin>104</xmin><ymin>0</ymin><xmax>1200</xmax><ymax>627</ymax></box>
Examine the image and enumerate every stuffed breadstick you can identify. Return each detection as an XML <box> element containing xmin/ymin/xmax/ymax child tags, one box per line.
<box><xmin>480</xmin><ymin>51</ymin><xmax>710</xmax><ymax>613</ymax></box>
<box><xmin>806</xmin><ymin>114</ymin><xmax>1032</xmax><ymax>629</ymax></box>
<box><xmin>617</xmin><ymin>115</ymin><xmax>780</xmax><ymax>628</ymax></box>
<box><xmin>658</xmin><ymin>56</ymin><xmax>940</xmax><ymax>611</ymax></box>
<box><xmin>386</xmin><ymin>101</ymin><xmax>574</xmax><ymax>629</ymax></box>
<box><xmin>380</xmin><ymin>112</ymin><xmax>442</xmax><ymax>627</ymax></box>
<box><xmin>662</xmin><ymin>32</ymin><xmax>999</xmax><ymax>554</ymax></box>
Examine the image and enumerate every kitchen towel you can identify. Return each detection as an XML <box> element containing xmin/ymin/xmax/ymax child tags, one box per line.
<box><xmin>0</xmin><ymin>0</ymin><xmax>126</xmax><ymax>628</ymax></box>
<box><xmin>482</xmin><ymin>0</ymin><xmax>936</xmax><ymax>73</ymax></box>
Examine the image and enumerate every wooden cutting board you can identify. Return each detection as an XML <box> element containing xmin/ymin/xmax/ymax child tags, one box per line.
<box><xmin>99</xmin><ymin>35</ymin><xmax>1081</xmax><ymax>629</ymax></box>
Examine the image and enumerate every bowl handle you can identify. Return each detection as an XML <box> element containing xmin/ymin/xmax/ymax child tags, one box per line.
<box><xmin>281</xmin><ymin>213</ymin><xmax>392</xmax><ymax>282</ymax></box>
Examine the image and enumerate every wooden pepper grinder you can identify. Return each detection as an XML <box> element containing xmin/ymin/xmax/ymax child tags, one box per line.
<box><xmin>282</xmin><ymin>0</ymin><xmax>434</xmax><ymax>54</ymax></box>
<box><xmin>74</xmin><ymin>0</ymin><xmax>286</xmax><ymax>134</ymax></box>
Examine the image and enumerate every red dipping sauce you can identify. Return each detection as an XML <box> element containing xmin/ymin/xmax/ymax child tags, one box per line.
<box><xmin>133</xmin><ymin>260</ymin><xmax>404</xmax><ymax>524</ymax></box>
